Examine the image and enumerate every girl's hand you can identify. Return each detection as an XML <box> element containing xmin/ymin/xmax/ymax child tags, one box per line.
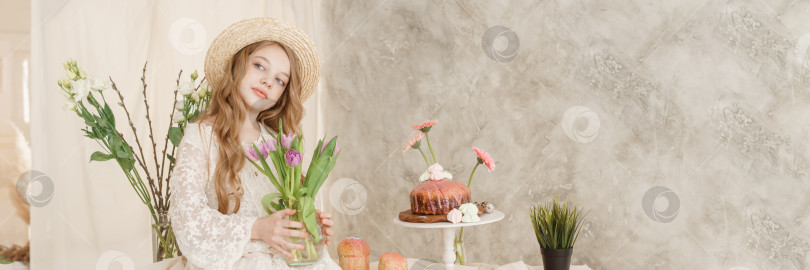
<box><xmin>251</xmin><ymin>209</ymin><xmax>309</xmax><ymax>259</ymax></box>
<box><xmin>316</xmin><ymin>210</ymin><xmax>334</xmax><ymax>246</ymax></box>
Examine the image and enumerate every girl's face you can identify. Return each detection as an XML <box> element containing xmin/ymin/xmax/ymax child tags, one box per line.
<box><xmin>239</xmin><ymin>43</ymin><xmax>291</xmax><ymax>113</ymax></box>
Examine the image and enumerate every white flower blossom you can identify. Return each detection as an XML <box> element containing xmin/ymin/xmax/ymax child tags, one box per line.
<box><xmin>190</xmin><ymin>90</ymin><xmax>201</xmax><ymax>103</ymax></box>
<box><xmin>59</xmin><ymin>88</ymin><xmax>73</xmax><ymax>100</ymax></box>
<box><xmin>90</xmin><ymin>78</ymin><xmax>111</xmax><ymax>92</ymax></box>
<box><xmin>197</xmin><ymin>81</ymin><xmax>209</xmax><ymax>98</ymax></box>
<box><xmin>71</xmin><ymin>79</ymin><xmax>92</xmax><ymax>102</ymax></box>
<box><xmin>177</xmin><ymin>81</ymin><xmax>194</xmax><ymax>96</ymax></box>
<box><xmin>63</xmin><ymin>99</ymin><xmax>78</xmax><ymax>112</ymax></box>
<box><xmin>174</xmin><ymin>97</ymin><xmax>185</xmax><ymax>111</ymax></box>
<box><xmin>172</xmin><ymin>112</ymin><xmax>186</xmax><ymax>124</ymax></box>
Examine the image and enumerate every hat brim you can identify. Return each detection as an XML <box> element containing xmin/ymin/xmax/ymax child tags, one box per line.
<box><xmin>205</xmin><ymin>17</ymin><xmax>320</xmax><ymax>102</ymax></box>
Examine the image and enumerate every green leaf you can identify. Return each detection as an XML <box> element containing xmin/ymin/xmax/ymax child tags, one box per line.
<box><xmin>294</xmin><ymin>187</ymin><xmax>308</xmax><ymax>198</ymax></box>
<box><xmin>312</xmin><ymin>139</ymin><xmax>324</xmax><ymax>160</ymax></box>
<box><xmin>268</xmin><ymin>148</ymin><xmax>287</xmax><ymax>181</ymax></box>
<box><xmin>103</xmin><ymin>102</ymin><xmax>115</xmax><ymax>127</ymax></box>
<box><xmin>166</xmin><ymin>154</ymin><xmax>175</xmax><ymax>165</ymax></box>
<box><xmin>261</xmin><ymin>193</ymin><xmax>283</xmax><ymax>214</ymax></box>
<box><xmin>529</xmin><ymin>198</ymin><xmax>587</xmax><ymax>249</ymax></box>
<box><xmin>90</xmin><ymin>151</ymin><xmax>114</xmax><ymax>162</ymax></box>
<box><xmin>298</xmin><ymin>197</ymin><xmax>320</xmax><ymax>243</ymax></box>
<box><xmin>305</xmin><ymin>156</ymin><xmax>333</xmax><ymax>196</ymax></box>
<box><xmin>169</xmin><ymin>126</ymin><xmax>183</xmax><ymax>147</ymax></box>
<box><xmin>254</xmin><ymin>145</ymin><xmax>283</xmax><ymax>195</ymax></box>
<box><xmin>120</xmin><ymin>156</ymin><xmax>135</xmax><ymax>172</ymax></box>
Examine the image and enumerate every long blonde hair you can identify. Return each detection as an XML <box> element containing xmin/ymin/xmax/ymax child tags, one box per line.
<box><xmin>197</xmin><ymin>40</ymin><xmax>304</xmax><ymax>214</ymax></box>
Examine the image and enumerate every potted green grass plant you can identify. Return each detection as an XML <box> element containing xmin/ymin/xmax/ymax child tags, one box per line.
<box><xmin>529</xmin><ymin>198</ymin><xmax>587</xmax><ymax>270</ymax></box>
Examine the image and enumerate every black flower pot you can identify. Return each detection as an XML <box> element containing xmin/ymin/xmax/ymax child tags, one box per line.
<box><xmin>540</xmin><ymin>248</ymin><xmax>573</xmax><ymax>270</ymax></box>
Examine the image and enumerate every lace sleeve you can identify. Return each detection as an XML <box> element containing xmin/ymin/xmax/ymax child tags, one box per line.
<box><xmin>169</xmin><ymin>123</ymin><xmax>257</xmax><ymax>269</ymax></box>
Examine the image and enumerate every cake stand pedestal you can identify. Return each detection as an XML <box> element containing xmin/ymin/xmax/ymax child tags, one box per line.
<box><xmin>393</xmin><ymin>210</ymin><xmax>504</xmax><ymax>270</ymax></box>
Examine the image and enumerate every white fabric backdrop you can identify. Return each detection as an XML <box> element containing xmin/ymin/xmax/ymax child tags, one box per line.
<box><xmin>29</xmin><ymin>0</ymin><xmax>324</xmax><ymax>268</ymax></box>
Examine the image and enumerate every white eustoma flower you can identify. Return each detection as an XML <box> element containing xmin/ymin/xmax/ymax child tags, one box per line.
<box><xmin>197</xmin><ymin>81</ymin><xmax>209</xmax><ymax>98</ymax></box>
<box><xmin>63</xmin><ymin>99</ymin><xmax>78</xmax><ymax>112</ymax></box>
<box><xmin>90</xmin><ymin>78</ymin><xmax>111</xmax><ymax>92</ymax></box>
<box><xmin>71</xmin><ymin>79</ymin><xmax>92</xmax><ymax>102</ymax></box>
<box><xmin>174</xmin><ymin>97</ymin><xmax>185</xmax><ymax>111</ymax></box>
<box><xmin>177</xmin><ymin>81</ymin><xmax>194</xmax><ymax>96</ymax></box>
<box><xmin>59</xmin><ymin>88</ymin><xmax>73</xmax><ymax>100</ymax></box>
<box><xmin>67</xmin><ymin>71</ymin><xmax>77</xmax><ymax>81</ymax></box>
<box><xmin>172</xmin><ymin>112</ymin><xmax>186</xmax><ymax>124</ymax></box>
<box><xmin>190</xmin><ymin>89</ymin><xmax>200</xmax><ymax>103</ymax></box>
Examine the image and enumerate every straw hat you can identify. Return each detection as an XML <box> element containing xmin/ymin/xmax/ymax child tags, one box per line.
<box><xmin>204</xmin><ymin>17</ymin><xmax>320</xmax><ymax>101</ymax></box>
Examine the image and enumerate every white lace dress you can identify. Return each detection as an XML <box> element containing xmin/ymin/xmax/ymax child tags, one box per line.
<box><xmin>169</xmin><ymin>122</ymin><xmax>340</xmax><ymax>270</ymax></box>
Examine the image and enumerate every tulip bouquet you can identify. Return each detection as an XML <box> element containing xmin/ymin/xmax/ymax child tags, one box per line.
<box><xmin>402</xmin><ymin>120</ymin><xmax>495</xmax><ymax>265</ymax></box>
<box><xmin>243</xmin><ymin>120</ymin><xmax>339</xmax><ymax>265</ymax></box>
<box><xmin>57</xmin><ymin>59</ymin><xmax>210</xmax><ymax>261</ymax></box>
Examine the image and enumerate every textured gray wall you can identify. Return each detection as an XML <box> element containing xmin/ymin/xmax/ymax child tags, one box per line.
<box><xmin>319</xmin><ymin>1</ymin><xmax>810</xmax><ymax>269</ymax></box>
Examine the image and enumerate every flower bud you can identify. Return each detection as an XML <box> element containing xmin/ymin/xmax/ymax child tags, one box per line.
<box><xmin>191</xmin><ymin>70</ymin><xmax>198</xmax><ymax>81</ymax></box>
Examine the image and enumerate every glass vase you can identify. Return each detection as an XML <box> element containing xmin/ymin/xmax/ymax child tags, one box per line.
<box><xmin>285</xmin><ymin>214</ymin><xmax>324</xmax><ymax>266</ymax></box>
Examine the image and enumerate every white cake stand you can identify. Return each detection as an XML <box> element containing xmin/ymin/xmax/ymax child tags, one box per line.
<box><xmin>393</xmin><ymin>210</ymin><xmax>504</xmax><ymax>270</ymax></box>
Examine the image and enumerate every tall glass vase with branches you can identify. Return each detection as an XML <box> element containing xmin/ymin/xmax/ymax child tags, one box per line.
<box><xmin>56</xmin><ymin>60</ymin><xmax>210</xmax><ymax>261</ymax></box>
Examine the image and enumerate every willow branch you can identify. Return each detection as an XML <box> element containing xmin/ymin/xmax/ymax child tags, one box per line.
<box><xmin>160</xmin><ymin>70</ymin><xmax>183</xmax><ymax>210</ymax></box>
<box><xmin>141</xmin><ymin>62</ymin><xmax>164</xmax><ymax>209</ymax></box>
<box><xmin>110</xmin><ymin>77</ymin><xmax>160</xmax><ymax>207</ymax></box>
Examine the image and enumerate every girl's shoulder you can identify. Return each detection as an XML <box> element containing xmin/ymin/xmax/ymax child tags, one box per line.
<box><xmin>183</xmin><ymin>120</ymin><xmax>215</xmax><ymax>147</ymax></box>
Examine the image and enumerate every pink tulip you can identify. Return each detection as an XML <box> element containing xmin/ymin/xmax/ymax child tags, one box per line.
<box><xmin>281</xmin><ymin>133</ymin><xmax>296</xmax><ymax>149</ymax></box>
<box><xmin>258</xmin><ymin>139</ymin><xmax>276</xmax><ymax>157</ymax></box>
<box><xmin>285</xmin><ymin>149</ymin><xmax>302</xmax><ymax>167</ymax></box>
<box><xmin>320</xmin><ymin>142</ymin><xmax>339</xmax><ymax>157</ymax></box>
<box><xmin>244</xmin><ymin>146</ymin><xmax>259</xmax><ymax>161</ymax></box>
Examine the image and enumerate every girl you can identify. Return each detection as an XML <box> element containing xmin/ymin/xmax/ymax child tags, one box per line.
<box><xmin>169</xmin><ymin>17</ymin><xmax>339</xmax><ymax>269</ymax></box>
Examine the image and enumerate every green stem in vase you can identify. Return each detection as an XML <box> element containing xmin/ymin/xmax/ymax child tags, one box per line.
<box><xmin>456</xmin><ymin>228</ymin><xmax>467</xmax><ymax>265</ymax></box>
<box><xmin>455</xmin><ymin>236</ymin><xmax>466</xmax><ymax>265</ymax></box>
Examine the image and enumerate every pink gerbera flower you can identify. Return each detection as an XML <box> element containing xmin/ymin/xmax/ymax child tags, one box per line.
<box><xmin>412</xmin><ymin>120</ymin><xmax>438</xmax><ymax>132</ymax></box>
<box><xmin>472</xmin><ymin>147</ymin><xmax>495</xmax><ymax>171</ymax></box>
<box><xmin>402</xmin><ymin>132</ymin><xmax>425</xmax><ymax>151</ymax></box>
